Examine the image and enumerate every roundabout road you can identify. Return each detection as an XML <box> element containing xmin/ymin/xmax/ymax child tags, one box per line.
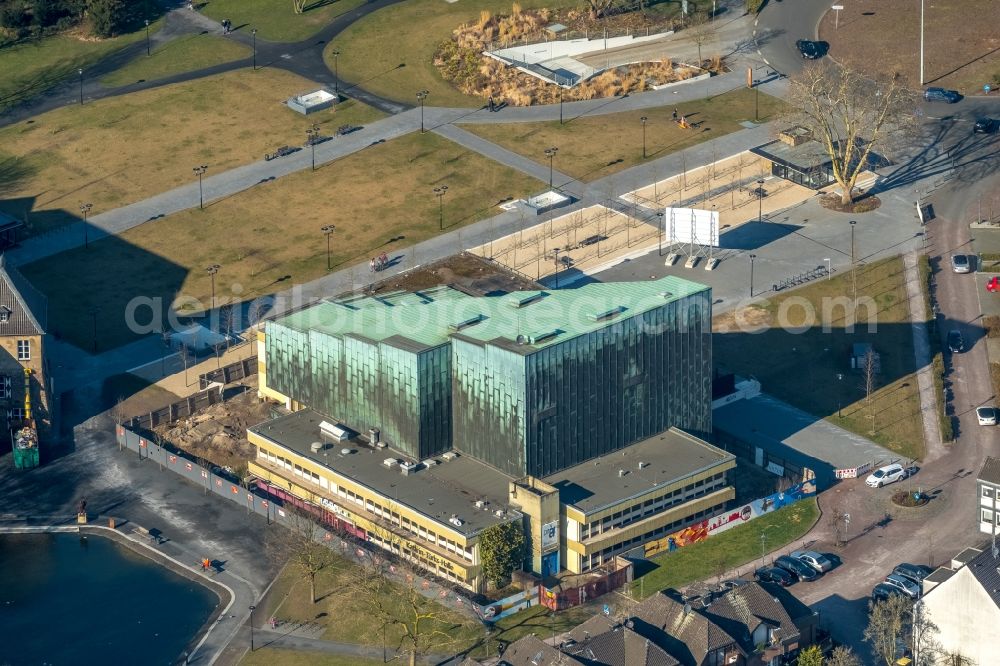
<box><xmin>755</xmin><ymin>0</ymin><xmax>832</xmax><ymax>76</ymax></box>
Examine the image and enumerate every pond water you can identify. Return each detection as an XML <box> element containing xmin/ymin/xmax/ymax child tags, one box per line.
<box><xmin>0</xmin><ymin>532</ymin><xmax>219</xmax><ymax>664</ymax></box>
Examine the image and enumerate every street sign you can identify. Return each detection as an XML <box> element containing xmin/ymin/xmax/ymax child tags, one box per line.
<box><xmin>603</xmin><ymin>604</ymin><xmax>611</xmax><ymax>616</ymax></box>
<box><xmin>831</xmin><ymin>4</ymin><xmax>844</xmax><ymax>8</ymax></box>
<box><xmin>986</xmin><ymin>85</ymin><xmax>992</xmax><ymax>94</ymax></box>
<box><xmin>844</xmin><ymin>513</ymin><xmax>850</xmax><ymax>524</ymax></box>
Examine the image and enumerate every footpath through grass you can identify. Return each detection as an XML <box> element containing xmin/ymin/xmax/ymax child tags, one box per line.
<box><xmin>0</xmin><ymin>69</ymin><xmax>384</xmax><ymax>234</ymax></box>
<box><xmin>714</xmin><ymin>256</ymin><xmax>926</xmax><ymax>461</ymax></box>
<box><xmin>462</xmin><ymin>88</ymin><xmax>786</xmax><ymax>182</ymax></box>
<box><xmin>327</xmin><ymin>0</ymin><xmax>556</xmax><ymax>108</ymax></box>
<box><xmin>22</xmin><ymin>131</ymin><xmax>541</xmax><ymax>351</ymax></box>
<box><xmin>631</xmin><ymin>498</ymin><xmax>820</xmax><ymax>598</ymax></box>
<box><xmin>201</xmin><ymin>0</ymin><xmax>367</xmax><ymax>42</ymax></box>
<box><xmin>100</xmin><ymin>33</ymin><xmax>250</xmax><ymax>87</ymax></box>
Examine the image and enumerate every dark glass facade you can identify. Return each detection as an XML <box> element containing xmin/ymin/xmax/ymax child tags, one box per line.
<box><xmin>451</xmin><ymin>289</ymin><xmax>713</xmax><ymax>477</ymax></box>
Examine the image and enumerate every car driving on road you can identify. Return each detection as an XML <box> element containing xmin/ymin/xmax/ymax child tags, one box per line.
<box><xmin>866</xmin><ymin>463</ymin><xmax>907</xmax><ymax>488</ymax></box>
<box><xmin>947</xmin><ymin>330</ymin><xmax>964</xmax><ymax>353</ymax></box>
<box><xmin>951</xmin><ymin>254</ymin><xmax>970</xmax><ymax>273</ymax></box>
<box><xmin>795</xmin><ymin>40</ymin><xmax>825</xmax><ymax>59</ymax></box>
<box><xmin>774</xmin><ymin>555</ymin><xmax>820</xmax><ymax>581</ymax></box>
<box><xmin>973</xmin><ymin>118</ymin><xmax>999</xmax><ymax>134</ymax></box>
<box><xmin>884</xmin><ymin>573</ymin><xmax>920</xmax><ymax>598</ymax></box>
<box><xmin>791</xmin><ymin>550</ymin><xmax>834</xmax><ymax>573</ymax></box>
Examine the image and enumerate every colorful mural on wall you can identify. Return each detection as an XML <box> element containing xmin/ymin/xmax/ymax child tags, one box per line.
<box><xmin>643</xmin><ymin>478</ymin><xmax>817</xmax><ymax>557</ymax></box>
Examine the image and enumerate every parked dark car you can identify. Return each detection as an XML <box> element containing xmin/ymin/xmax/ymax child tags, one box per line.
<box><xmin>974</xmin><ymin>118</ymin><xmax>999</xmax><ymax>134</ymax></box>
<box><xmin>872</xmin><ymin>582</ymin><xmax>907</xmax><ymax>603</ymax></box>
<box><xmin>795</xmin><ymin>39</ymin><xmax>826</xmax><ymax>59</ymax></box>
<box><xmin>892</xmin><ymin>563</ymin><xmax>933</xmax><ymax>586</ymax></box>
<box><xmin>947</xmin><ymin>329</ymin><xmax>964</xmax><ymax>353</ymax></box>
<box><xmin>754</xmin><ymin>566</ymin><xmax>795</xmax><ymax>587</ymax></box>
<box><xmin>775</xmin><ymin>555</ymin><xmax>820</xmax><ymax>581</ymax></box>
<box><xmin>924</xmin><ymin>87</ymin><xmax>961</xmax><ymax>103</ymax></box>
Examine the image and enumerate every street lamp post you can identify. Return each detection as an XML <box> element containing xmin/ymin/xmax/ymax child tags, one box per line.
<box><xmin>145</xmin><ymin>20</ymin><xmax>151</xmax><ymax>56</ymax></box>
<box><xmin>837</xmin><ymin>372</ymin><xmax>844</xmax><ymax>417</ymax></box>
<box><xmin>306</xmin><ymin>123</ymin><xmax>320</xmax><ymax>171</ymax></box>
<box><xmin>88</xmin><ymin>307</ymin><xmax>100</xmax><ymax>353</ymax></box>
<box><xmin>919</xmin><ymin>0</ymin><xmax>925</xmax><ymax>85</ymax></box>
<box><xmin>249</xmin><ymin>604</ymin><xmax>257</xmax><ymax>651</ymax></box>
<box><xmin>749</xmin><ymin>253</ymin><xmax>757</xmax><ymax>298</ymax></box>
<box><xmin>79</xmin><ymin>202</ymin><xmax>92</xmax><ymax>249</ymax></box>
<box><xmin>850</xmin><ymin>219</ymin><xmax>858</xmax><ymax>307</ymax></box>
<box><xmin>193</xmin><ymin>165</ymin><xmax>208</xmax><ymax>209</ymax></box>
<box><xmin>322</xmin><ymin>225</ymin><xmax>335</xmax><ymax>270</ymax></box>
<box><xmin>640</xmin><ymin>116</ymin><xmax>648</xmax><ymax>159</ymax></box>
<box><xmin>824</xmin><ymin>257</ymin><xmax>831</xmax><ymax>279</ymax></box>
<box><xmin>78</xmin><ymin>68</ymin><xmax>84</xmax><ymax>105</ymax></box>
<box><xmin>416</xmin><ymin>90</ymin><xmax>429</xmax><ymax>133</ymax></box>
<box><xmin>757</xmin><ymin>179</ymin><xmax>765</xmax><ymax>223</ymax></box>
<box><xmin>657</xmin><ymin>211</ymin><xmax>664</xmax><ymax>256</ymax></box>
<box><xmin>544</xmin><ymin>147</ymin><xmax>558</xmax><ymax>190</ymax></box>
<box><xmin>434</xmin><ymin>185</ymin><xmax>448</xmax><ymax>230</ymax></box>
<box><xmin>331</xmin><ymin>49</ymin><xmax>340</xmax><ymax>97</ymax></box>
<box><xmin>252</xmin><ymin>29</ymin><xmax>257</xmax><ymax>70</ymax></box>
<box><xmin>206</xmin><ymin>264</ymin><xmax>220</xmax><ymax>310</ymax></box>
<box><xmin>552</xmin><ymin>247</ymin><xmax>561</xmax><ymax>288</ymax></box>
<box><xmin>559</xmin><ymin>87</ymin><xmax>564</xmax><ymax>125</ymax></box>
<box><xmin>759</xmin><ymin>525</ymin><xmax>777</xmax><ymax>566</ymax></box>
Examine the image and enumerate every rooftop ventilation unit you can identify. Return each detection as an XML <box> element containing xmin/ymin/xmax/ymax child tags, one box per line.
<box><xmin>507</xmin><ymin>292</ymin><xmax>545</xmax><ymax>309</ymax></box>
<box><xmin>422</xmin><ymin>459</ymin><xmax>438</xmax><ymax>467</ymax></box>
<box><xmin>340</xmin><ymin>448</ymin><xmax>353</xmax><ymax>456</ymax></box>
<box><xmin>383</xmin><ymin>458</ymin><xmax>400</xmax><ymax>468</ymax></box>
<box><xmin>449</xmin><ymin>314</ymin><xmax>486</xmax><ymax>332</ymax></box>
<box><xmin>638</xmin><ymin>461</ymin><xmax>648</xmax><ymax>470</ymax></box>
<box><xmin>658</xmin><ymin>291</ymin><xmax>674</xmax><ymax>299</ymax></box>
<box><xmin>320</xmin><ymin>421</ymin><xmax>350</xmax><ymax>441</ymax></box>
<box><xmin>494</xmin><ymin>509</ymin><xmax>505</xmax><ymax>518</ymax></box>
<box><xmin>618</xmin><ymin>469</ymin><xmax>628</xmax><ymax>477</ymax></box>
<box><xmin>475</xmin><ymin>500</ymin><xmax>490</xmax><ymax>510</ymax></box>
<box><xmin>449</xmin><ymin>515</ymin><xmax>464</xmax><ymax>527</ymax></box>
<box><xmin>399</xmin><ymin>461</ymin><xmax>420</xmax><ymax>476</ymax></box>
<box><xmin>586</xmin><ymin>306</ymin><xmax>625</xmax><ymax>322</ymax></box>
<box><xmin>528</xmin><ymin>330</ymin><xmax>559</xmax><ymax>345</ymax></box>
<box><xmin>441</xmin><ymin>451</ymin><xmax>458</xmax><ymax>461</ymax></box>
<box><xmin>310</xmin><ymin>442</ymin><xmax>324</xmax><ymax>453</ymax></box>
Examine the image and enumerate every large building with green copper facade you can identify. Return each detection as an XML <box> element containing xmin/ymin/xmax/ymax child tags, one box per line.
<box><xmin>261</xmin><ymin>276</ymin><xmax>712</xmax><ymax>477</ymax></box>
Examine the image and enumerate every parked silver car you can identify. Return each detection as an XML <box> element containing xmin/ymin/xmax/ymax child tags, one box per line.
<box><xmin>791</xmin><ymin>550</ymin><xmax>833</xmax><ymax>573</ymax></box>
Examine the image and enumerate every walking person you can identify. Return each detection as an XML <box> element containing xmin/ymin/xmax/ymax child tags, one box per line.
<box><xmin>488</xmin><ymin>95</ymin><xmax>495</xmax><ymax>112</ymax></box>
<box><xmin>672</xmin><ymin>108</ymin><xmax>678</xmax><ymax>121</ymax></box>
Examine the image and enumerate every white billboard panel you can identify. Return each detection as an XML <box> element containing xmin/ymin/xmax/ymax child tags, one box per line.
<box><xmin>664</xmin><ymin>207</ymin><xmax>720</xmax><ymax>247</ymax></box>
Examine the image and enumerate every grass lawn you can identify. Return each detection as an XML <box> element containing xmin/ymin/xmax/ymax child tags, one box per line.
<box><xmin>0</xmin><ymin>69</ymin><xmax>384</xmax><ymax>234</ymax></box>
<box><xmin>200</xmin><ymin>0</ymin><xmax>367</xmax><ymax>42</ymax></box>
<box><xmin>241</xmin><ymin>649</ymin><xmax>384</xmax><ymax>666</ymax></box>
<box><xmin>327</xmin><ymin>0</ymin><xmax>560</xmax><ymax>108</ymax></box>
<box><xmin>714</xmin><ymin>256</ymin><xmax>926</xmax><ymax>461</ymax></box>
<box><xmin>461</xmin><ymin>88</ymin><xmax>786</xmax><ymax>182</ymax></box>
<box><xmin>0</xmin><ymin>31</ymin><xmax>148</xmax><ymax>113</ymax></box>
<box><xmin>631</xmin><ymin>498</ymin><xmax>820</xmax><ymax>598</ymax></box>
<box><xmin>818</xmin><ymin>0</ymin><xmax>1000</xmax><ymax>94</ymax></box>
<box><xmin>21</xmin><ymin>131</ymin><xmax>541</xmax><ymax>352</ymax></box>
<box><xmin>100</xmin><ymin>34</ymin><xmax>250</xmax><ymax>87</ymax></box>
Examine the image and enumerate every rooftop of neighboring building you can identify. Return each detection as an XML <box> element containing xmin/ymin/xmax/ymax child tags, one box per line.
<box><xmin>952</xmin><ymin>544</ymin><xmax>1000</xmax><ymax>610</ymax></box>
<box><xmin>979</xmin><ymin>456</ymin><xmax>1000</xmax><ymax>486</ymax></box>
<box><xmin>0</xmin><ymin>255</ymin><xmax>46</xmax><ymax>335</ymax></box>
<box><xmin>496</xmin><ymin>635</ymin><xmax>585</xmax><ymax>666</ymax></box>
<box><xmin>249</xmin><ymin>409</ymin><xmax>518</xmax><ymax>537</ymax></box>
<box><xmin>268</xmin><ymin>275</ymin><xmax>710</xmax><ymax>354</ymax></box>
<box><xmin>751</xmin><ymin>138</ymin><xmax>833</xmax><ymax>171</ymax></box>
<box><xmin>631</xmin><ymin>591</ymin><xmax>741</xmax><ymax>666</ymax></box>
<box><xmin>567</xmin><ymin>624</ymin><xmax>680</xmax><ymax>666</ymax></box>
<box><xmin>543</xmin><ymin>428</ymin><xmax>735</xmax><ymax>516</ymax></box>
<box><xmin>699</xmin><ymin>582</ymin><xmax>813</xmax><ymax>652</ymax></box>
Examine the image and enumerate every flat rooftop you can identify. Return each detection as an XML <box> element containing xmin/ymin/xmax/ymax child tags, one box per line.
<box><xmin>250</xmin><ymin>409</ymin><xmax>517</xmax><ymax>537</ymax></box>
<box><xmin>271</xmin><ymin>275</ymin><xmax>709</xmax><ymax>354</ymax></box>
<box><xmin>751</xmin><ymin>139</ymin><xmax>832</xmax><ymax>171</ymax></box>
<box><xmin>543</xmin><ymin>428</ymin><xmax>735</xmax><ymax>515</ymax></box>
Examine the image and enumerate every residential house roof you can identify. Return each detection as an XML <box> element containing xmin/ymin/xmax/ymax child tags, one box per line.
<box><xmin>963</xmin><ymin>544</ymin><xmax>1000</xmax><ymax>610</ymax></box>
<box><xmin>0</xmin><ymin>255</ymin><xmax>46</xmax><ymax>335</ymax></box>
<box><xmin>631</xmin><ymin>592</ymin><xmax>741</xmax><ymax>666</ymax></box>
<box><xmin>700</xmin><ymin>582</ymin><xmax>811</xmax><ymax>653</ymax></box>
<box><xmin>567</xmin><ymin>625</ymin><xmax>680</xmax><ymax>666</ymax></box>
<box><xmin>567</xmin><ymin>615</ymin><xmax>616</xmax><ymax>643</ymax></box>
<box><xmin>979</xmin><ymin>457</ymin><xmax>1000</xmax><ymax>486</ymax></box>
<box><xmin>497</xmin><ymin>635</ymin><xmax>585</xmax><ymax>666</ymax></box>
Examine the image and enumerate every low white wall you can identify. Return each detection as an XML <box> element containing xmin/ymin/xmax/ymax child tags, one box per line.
<box><xmin>488</xmin><ymin>32</ymin><xmax>670</xmax><ymax>66</ymax></box>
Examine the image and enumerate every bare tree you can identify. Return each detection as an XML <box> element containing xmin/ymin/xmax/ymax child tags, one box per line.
<box><xmin>219</xmin><ymin>304</ymin><xmax>235</xmax><ymax>350</ymax></box>
<box><xmin>267</xmin><ymin>508</ymin><xmax>338</xmax><ymax>605</ymax></box>
<box><xmin>348</xmin><ymin>557</ymin><xmax>472</xmax><ymax>666</ymax></box>
<box><xmin>178</xmin><ymin>344</ymin><xmax>193</xmax><ymax>387</ymax></box>
<box><xmin>861</xmin><ymin>349</ymin><xmax>878</xmax><ymax>434</ymax></box>
<box><xmin>292</xmin><ymin>0</ymin><xmax>307</xmax><ymax>13</ymax></box>
<box><xmin>686</xmin><ymin>13</ymin><xmax>714</xmax><ymax>65</ymax></box>
<box><xmin>864</xmin><ymin>595</ymin><xmax>912</xmax><ymax>666</ymax></box>
<box><xmin>785</xmin><ymin>63</ymin><xmax>915</xmax><ymax>205</ymax></box>
<box><xmin>830</xmin><ymin>504</ymin><xmax>850</xmax><ymax>547</ymax></box>
<box><xmin>586</xmin><ymin>0</ymin><xmax>617</xmax><ymax>19</ymax></box>
<box><xmin>827</xmin><ymin>646</ymin><xmax>862</xmax><ymax>666</ymax></box>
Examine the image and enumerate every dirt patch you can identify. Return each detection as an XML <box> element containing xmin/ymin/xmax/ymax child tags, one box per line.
<box><xmin>818</xmin><ymin>0</ymin><xmax>1000</xmax><ymax>94</ymax></box>
<box><xmin>155</xmin><ymin>388</ymin><xmax>272</xmax><ymax>471</ymax></box>
<box><xmin>818</xmin><ymin>193</ymin><xmax>882</xmax><ymax>214</ymax></box>
<box><xmin>891</xmin><ymin>489</ymin><xmax>929</xmax><ymax>508</ymax></box>
<box><xmin>713</xmin><ymin>304</ymin><xmax>771</xmax><ymax>333</ymax></box>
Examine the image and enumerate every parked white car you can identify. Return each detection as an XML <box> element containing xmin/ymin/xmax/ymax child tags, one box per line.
<box><xmin>866</xmin><ymin>463</ymin><xmax>907</xmax><ymax>488</ymax></box>
<box><xmin>884</xmin><ymin>573</ymin><xmax>920</xmax><ymax>599</ymax></box>
<box><xmin>951</xmin><ymin>254</ymin><xmax>971</xmax><ymax>273</ymax></box>
<box><xmin>977</xmin><ymin>406</ymin><xmax>998</xmax><ymax>426</ymax></box>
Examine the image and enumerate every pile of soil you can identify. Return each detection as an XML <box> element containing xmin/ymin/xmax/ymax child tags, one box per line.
<box><xmin>155</xmin><ymin>387</ymin><xmax>272</xmax><ymax>470</ymax></box>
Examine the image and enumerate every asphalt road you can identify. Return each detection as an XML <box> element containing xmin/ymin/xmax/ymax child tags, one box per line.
<box><xmin>754</xmin><ymin>0</ymin><xmax>832</xmax><ymax>76</ymax></box>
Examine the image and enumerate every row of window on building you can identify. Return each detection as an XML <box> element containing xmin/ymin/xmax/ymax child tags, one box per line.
<box><xmin>579</xmin><ymin>473</ymin><xmax>727</xmax><ymax>541</ymax></box>
<box><xmin>258</xmin><ymin>447</ymin><xmax>474</xmax><ymax>562</ymax></box>
<box><xmin>980</xmin><ymin>509</ymin><xmax>1000</xmax><ymax>526</ymax></box>
<box><xmin>580</xmin><ymin>501</ymin><xmax>726</xmax><ymax>572</ymax></box>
